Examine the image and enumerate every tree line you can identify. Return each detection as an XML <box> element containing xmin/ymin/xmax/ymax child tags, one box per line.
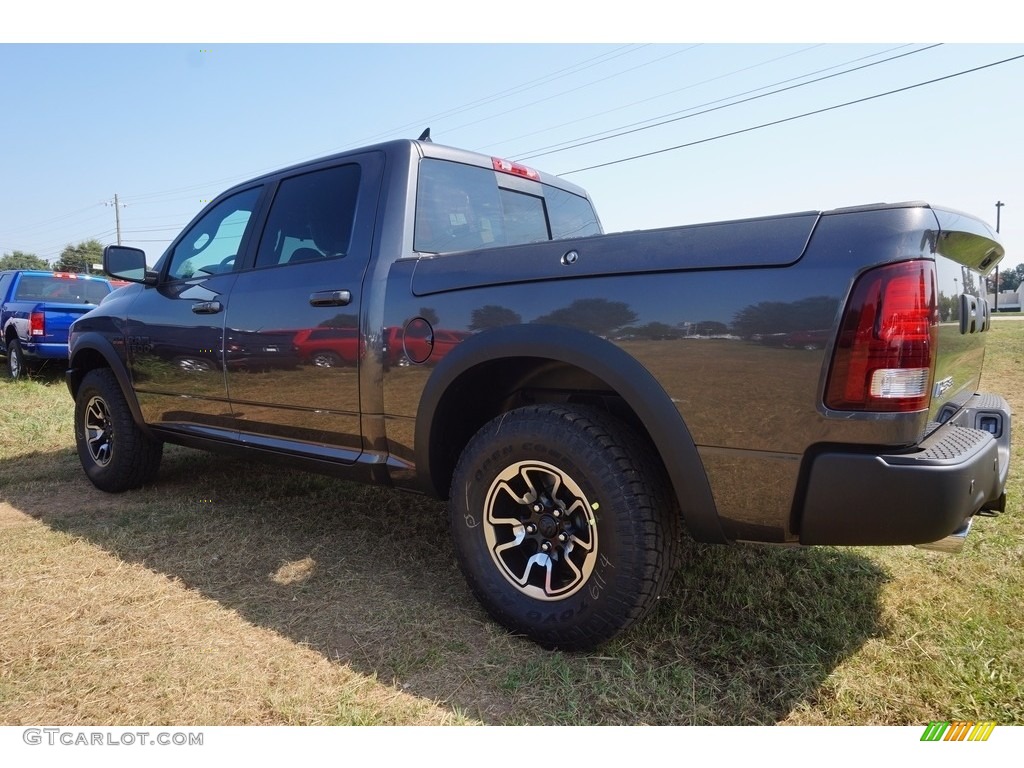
<box><xmin>993</xmin><ymin>263</ymin><xmax>1024</xmax><ymax>293</ymax></box>
<box><xmin>0</xmin><ymin>240</ymin><xmax>105</xmax><ymax>274</ymax></box>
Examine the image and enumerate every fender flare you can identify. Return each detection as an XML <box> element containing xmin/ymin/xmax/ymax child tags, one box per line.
<box><xmin>67</xmin><ymin>332</ymin><xmax>154</xmax><ymax>439</ymax></box>
<box><xmin>414</xmin><ymin>324</ymin><xmax>726</xmax><ymax>544</ymax></box>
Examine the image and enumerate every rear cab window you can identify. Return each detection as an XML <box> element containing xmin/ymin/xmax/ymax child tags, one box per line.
<box><xmin>413</xmin><ymin>158</ymin><xmax>600</xmax><ymax>255</ymax></box>
<box><xmin>13</xmin><ymin>274</ymin><xmax>110</xmax><ymax>304</ymax></box>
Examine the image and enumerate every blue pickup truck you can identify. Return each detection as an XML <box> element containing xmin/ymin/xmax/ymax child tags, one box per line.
<box><xmin>1</xmin><ymin>270</ymin><xmax>121</xmax><ymax>380</ymax></box>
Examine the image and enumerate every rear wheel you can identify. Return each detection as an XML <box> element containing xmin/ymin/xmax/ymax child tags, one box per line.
<box><xmin>6</xmin><ymin>339</ymin><xmax>27</xmax><ymax>380</ymax></box>
<box><xmin>449</xmin><ymin>404</ymin><xmax>678</xmax><ymax>650</ymax></box>
<box><xmin>311</xmin><ymin>350</ymin><xmax>342</xmax><ymax>368</ymax></box>
<box><xmin>75</xmin><ymin>368</ymin><xmax>163</xmax><ymax>492</ymax></box>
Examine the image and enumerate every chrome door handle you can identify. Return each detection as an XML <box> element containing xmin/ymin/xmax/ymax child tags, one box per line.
<box><xmin>191</xmin><ymin>301</ymin><xmax>223</xmax><ymax>314</ymax></box>
<box><xmin>309</xmin><ymin>290</ymin><xmax>352</xmax><ymax>307</ymax></box>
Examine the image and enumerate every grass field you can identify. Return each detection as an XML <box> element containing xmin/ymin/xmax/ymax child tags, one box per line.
<box><xmin>1</xmin><ymin>322</ymin><xmax>1022</xmax><ymax>726</ymax></box>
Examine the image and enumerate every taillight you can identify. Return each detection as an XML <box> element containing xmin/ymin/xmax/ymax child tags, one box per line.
<box><xmin>492</xmin><ymin>157</ymin><xmax>540</xmax><ymax>180</ymax></box>
<box><xmin>30</xmin><ymin>311</ymin><xmax>45</xmax><ymax>337</ymax></box>
<box><xmin>825</xmin><ymin>260</ymin><xmax>938</xmax><ymax>412</ymax></box>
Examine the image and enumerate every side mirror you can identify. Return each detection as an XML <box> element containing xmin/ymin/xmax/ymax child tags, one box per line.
<box><xmin>104</xmin><ymin>245</ymin><xmax>157</xmax><ymax>285</ymax></box>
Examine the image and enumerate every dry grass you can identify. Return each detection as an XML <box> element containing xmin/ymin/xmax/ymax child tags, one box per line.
<box><xmin>0</xmin><ymin>489</ymin><xmax>469</xmax><ymax>725</ymax></box>
<box><xmin>0</xmin><ymin>320</ymin><xmax>1022</xmax><ymax>725</ymax></box>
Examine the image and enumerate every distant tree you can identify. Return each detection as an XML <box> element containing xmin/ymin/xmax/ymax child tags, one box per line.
<box><xmin>318</xmin><ymin>313</ymin><xmax>358</xmax><ymax>328</ymax></box>
<box><xmin>418</xmin><ymin>307</ymin><xmax>440</xmax><ymax>327</ymax></box>
<box><xmin>938</xmin><ymin>292</ymin><xmax>960</xmax><ymax>323</ymax></box>
<box><xmin>0</xmin><ymin>250</ymin><xmax>48</xmax><ymax>270</ymax></box>
<box><xmin>998</xmin><ymin>264</ymin><xmax>1024</xmax><ymax>293</ymax></box>
<box><xmin>54</xmin><ymin>239</ymin><xmax>104</xmax><ymax>274</ymax></box>
<box><xmin>469</xmin><ymin>305</ymin><xmax>522</xmax><ymax>331</ymax></box>
<box><xmin>535</xmin><ymin>299</ymin><xmax>637</xmax><ymax>337</ymax></box>
<box><xmin>731</xmin><ymin>296</ymin><xmax>839</xmax><ymax>338</ymax></box>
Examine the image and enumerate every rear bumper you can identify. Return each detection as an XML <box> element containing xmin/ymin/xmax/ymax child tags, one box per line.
<box><xmin>22</xmin><ymin>341</ymin><xmax>70</xmax><ymax>360</ymax></box>
<box><xmin>799</xmin><ymin>393</ymin><xmax>1011</xmax><ymax>549</ymax></box>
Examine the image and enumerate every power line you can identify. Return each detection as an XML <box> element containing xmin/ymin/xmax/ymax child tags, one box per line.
<box><xmin>121</xmin><ymin>46</ymin><xmax>653</xmax><ymax>205</ymax></box>
<box><xmin>487</xmin><ymin>43</ymin><xmax>835</xmax><ymax>154</ymax></box>
<box><xmin>2</xmin><ymin>205</ymin><xmax>109</xmax><ymax>238</ymax></box>
<box><xmin>520</xmin><ymin>44</ymin><xmax>943</xmax><ymax>163</ymax></box>
<box><xmin>559</xmin><ymin>53</ymin><xmax>1024</xmax><ymax>176</ymax></box>
<box><xmin>348</xmin><ymin>45</ymin><xmax>653</xmax><ymax>147</ymax></box>
<box><xmin>120</xmin><ymin>226</ymin><xmax>189</xmax><ymax>234</ymax></box>
<box><xmin>438</xmin><ymin>45</ymin><xmax>701</xmax><ymax>141</ymax></box>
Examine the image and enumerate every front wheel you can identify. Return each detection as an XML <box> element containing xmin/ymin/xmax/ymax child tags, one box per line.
<box><xmin>74</xmin><ymin>368</ymin><xmax>163</xmax><ymax>492</ymax></box>
<box><xmin>449</xmin><ymin>404</ymin><xmax>679</xmax><ymax>650</ymax></box>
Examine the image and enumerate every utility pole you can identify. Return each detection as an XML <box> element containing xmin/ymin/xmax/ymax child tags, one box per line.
<box><xmin>104</xmin><ymin>194</ymin><xmax>126</xmax><ymax>245</ymax></box>
<box><xmin>994</xmin><ymin>201</ymin><xmax>1004</xmax><ymax>312</ymax></box>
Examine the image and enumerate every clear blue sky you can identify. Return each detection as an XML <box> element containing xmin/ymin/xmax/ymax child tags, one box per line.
<box><xmin>2</xmin><ymin>10</ymin><xmax>1022</xmax><ymax>276</ymax></box>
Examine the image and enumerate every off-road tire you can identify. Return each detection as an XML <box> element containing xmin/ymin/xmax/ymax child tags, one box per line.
<box><xmin>449</xmin><ymin>403</ymin><xmax>679</xmax><ymax>650</ymax></box>
<box><xmin>75</xmin><ymin>368</ymin><xmax>163</xmax><ymax>492</ymax></box>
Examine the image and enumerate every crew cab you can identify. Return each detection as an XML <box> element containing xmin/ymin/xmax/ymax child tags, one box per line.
<box><xmin>1</xmin><ymin>270</ymin><xmax>121</xmax><ymax>380</ymax></box>
<box><xmin>66</xmin><ymin>138</ymin><xmax>1012</xmax><ymax>650</ymax></box>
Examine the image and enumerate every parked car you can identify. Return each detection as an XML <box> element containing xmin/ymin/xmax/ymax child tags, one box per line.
<box><xmin>1</xmin><ymin>270</ymin><xmax>120</xmax><ymax>379</ymax></box>
<box><xmin>293</xmin><ymin>326</ymin><xmax>360</xmax><ymax>367</ymax></box>
<box><xmin>383</xmin><ymin>325</ymin><xmax>471</xmax><ymax>367</ymax></box>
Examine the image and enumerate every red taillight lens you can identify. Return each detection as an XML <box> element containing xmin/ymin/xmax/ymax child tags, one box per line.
<box><xmin>30</xmin><ymin>311</ymin><xmax>45</xmax><ymax>337</ymax></box>
<box><xmin>825</xmin><ymin>260</ymin><xmax>938</xmax><ymax>412</ymax></box>
<box><xmin>492</xmin><ymin>157</ymin><xmax>540</xmax><ymax>180</ymax></box>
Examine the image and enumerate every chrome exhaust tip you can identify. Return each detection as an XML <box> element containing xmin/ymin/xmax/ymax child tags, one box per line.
<box><xmin>915</xmin><ymin>516</ymin><xmax>974</xmax><ymax>554</ymax></box>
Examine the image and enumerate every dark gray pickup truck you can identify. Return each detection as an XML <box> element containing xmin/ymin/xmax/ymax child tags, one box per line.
<box><xmin>67</xmin><ymin>138</ymin><xmax>1011</xmax><ymax>649</ymax></box>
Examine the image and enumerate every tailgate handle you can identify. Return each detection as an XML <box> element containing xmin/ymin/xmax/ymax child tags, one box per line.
<box><xmin>310</xmin><ymin>290</ymin><xmax>352</xmax><ymax>307</ymax></box>
<box><xmin>191</xmin><ymin>301</ymin><xmax>223</xmax><ymax>314</ymax></box>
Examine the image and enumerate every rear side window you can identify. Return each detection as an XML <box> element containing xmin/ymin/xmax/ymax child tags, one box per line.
<box><xmin>414</xmin><ymin>159</ymin><xmax>600</xmax><ymax>254</ymax></box>
<box><xmin>255</xmin><ymin>164</ymin><xmax>362</xmax><ymax>269</ymax></box>
<box><xmin>545</xmin><ymin>185</ymin><xmax>602</xmax><ymax>240</ymax></box>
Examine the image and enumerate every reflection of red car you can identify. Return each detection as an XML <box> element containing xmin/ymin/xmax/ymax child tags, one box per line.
<box><xmin>383</xmin><ymin>326</ymin><xmax>470</xmax><ymax>367</ymax></box>
<box><xmin>431</xmin><ymin>329</ymin><xmax>471</xmax><ymax>358</ymax></box>
<box><xmin>293</xmin><ymin>327</ymin><xmax>360</xmax><ymax>367</ymax></box>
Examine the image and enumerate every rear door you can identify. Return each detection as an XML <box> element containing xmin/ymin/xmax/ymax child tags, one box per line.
<box><xmin>222</xmin><ymin>151</ymin><xmax>384</xmax><ymax>462</ymax></box>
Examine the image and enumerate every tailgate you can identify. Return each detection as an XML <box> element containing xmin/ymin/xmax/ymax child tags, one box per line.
<box><xmin>36</xmin><ymin>302</ymin><xmax>100</xmax><ymax>342</ymax></box>
<box><xmin>929</xmin><ymin>207</ymin><xmax>1004</xmax><ymax>429</ymax></box>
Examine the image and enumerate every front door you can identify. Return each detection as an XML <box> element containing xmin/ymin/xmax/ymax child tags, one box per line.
<box><xmin>126</xmin><ymin>186</ymin><xmax>263</xmax><ymax>435</ymax></box>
